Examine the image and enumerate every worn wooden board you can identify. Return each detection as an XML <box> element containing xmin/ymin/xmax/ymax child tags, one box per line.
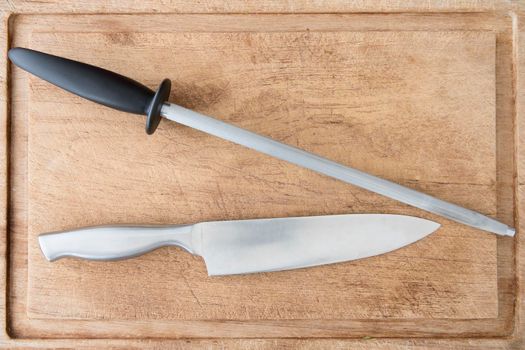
<box><xmin>0</xmin><ymin>1</ymin><xmax>523</xmax><ymax>349</ymax></box>
<box><xmin>26</xmin><ymin>30</ymin><xmax>499</xmax><ymax>322</ymax></box>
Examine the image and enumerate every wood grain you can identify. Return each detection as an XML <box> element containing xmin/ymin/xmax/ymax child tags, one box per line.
<box><xmin>0</xmin><ymin>0</ymin><xmax>501</xmax><ymax>14</ymax></box>
<box><xmin>6</xmin><ymin>13</ymin><xmax>512</xmax><ymax>336</ymax></box>
<box><xmin>0</xmin><ymin>11</ymin><xmax>10</xmax><ymax>342</ymax></box>
<box><xmin>25</xmin><ymin>30</ymin><xmax>498</xmax><ymax>322</ymax></box>
<box><xmin>0</xmin><ymin>3</ymin><xmax>522</xmax><ymax>349</ymax></box>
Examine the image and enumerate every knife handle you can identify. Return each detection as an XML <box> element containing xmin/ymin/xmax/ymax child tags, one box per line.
<box><xmin>8</xmin><ymin>47</ymin><xmax>171</xmax><ymax>134</ymax></box>
<box><xmin>38</xmin><ymin>225</ymin><xmax>195</xmax><ymax>262</ymax></box>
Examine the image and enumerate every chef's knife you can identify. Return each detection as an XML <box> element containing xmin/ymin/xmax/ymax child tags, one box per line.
<box><xmin>38</xmin><ymin>214</ymin><xmax>439</xmax><ymax>275</ymax></box>
<box><xmin>8</xmin><ymin>47</ymin><xmax>515</xmax><ymax>236</ymax></box>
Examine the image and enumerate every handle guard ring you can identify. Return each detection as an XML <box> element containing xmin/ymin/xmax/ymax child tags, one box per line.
<box><xmin>146</xmin><ymin>78</ymin><xmax>171</xmax><ymax>135</ymax></box>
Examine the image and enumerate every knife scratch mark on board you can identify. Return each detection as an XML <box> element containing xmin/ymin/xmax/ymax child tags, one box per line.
<box><xmin>181</xmin><ymin>273</ymin><xmax>203</xmax><ymax>308</ymax></box>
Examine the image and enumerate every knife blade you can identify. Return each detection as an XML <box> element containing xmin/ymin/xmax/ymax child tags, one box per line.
<box><xmin>38</xmin><ymin>214</ymin><xmax>439</xmax><ymax>276</ymax></box>
<box><xmin>8</xmin><ymin>47</ymin><xmax>515</xmax><ymax>236</ymax></box>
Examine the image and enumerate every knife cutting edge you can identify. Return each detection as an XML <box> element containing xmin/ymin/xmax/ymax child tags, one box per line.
<box><xmin>38</xmin><ymin>214</ymin><xmax>440</xmax><ymax>275</ymax></box>
<box><xmin>8</xmin><ymin>47</ymin><xmax>515</xmax><ymax>237</ymax></box>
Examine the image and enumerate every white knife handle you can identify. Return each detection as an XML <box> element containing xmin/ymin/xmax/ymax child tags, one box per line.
<box><xmin>38</xmin><ymin>225</ymin><xmax>194</xmax><ymax>261</ymax></box>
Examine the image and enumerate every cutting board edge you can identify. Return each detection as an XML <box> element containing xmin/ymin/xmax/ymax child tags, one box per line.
<box><xmin>0</xmin><ymin>3</ymin><xmax>523</xmax><ymax>349</ymax></box>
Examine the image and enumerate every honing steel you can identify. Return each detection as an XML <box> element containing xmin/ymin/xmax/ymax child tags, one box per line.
<box><xmin>8</xmin><ymin>48</ymin><xmax>515</xmax><ymax>237</ymax></box>
<box><xmin>38</xmin><ymin>214</ymin><xmax>439</xmax><ymax>275</ymax></box>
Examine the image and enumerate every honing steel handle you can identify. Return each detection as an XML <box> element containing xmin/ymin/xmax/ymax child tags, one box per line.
<box><xmin>38</xmin><ymin>225</ymin><xmax>195</xmax><ymax>262</ymax></box>
<box><xmin>8</xmin><ymin>47</ymin><xmax>171</xmax><ymax>134</ymax></box>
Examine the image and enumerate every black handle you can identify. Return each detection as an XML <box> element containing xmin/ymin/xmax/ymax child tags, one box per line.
<box><xmin>8</xmin><ymin>47</ymin><xmax>171</xmax><ymax>134</ymax></box>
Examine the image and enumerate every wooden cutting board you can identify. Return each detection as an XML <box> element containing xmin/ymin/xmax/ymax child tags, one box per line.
<box><xmin>1</xmin><ymin>1</ymin><xmax>524</xmax><ymax>349</ymax></box>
